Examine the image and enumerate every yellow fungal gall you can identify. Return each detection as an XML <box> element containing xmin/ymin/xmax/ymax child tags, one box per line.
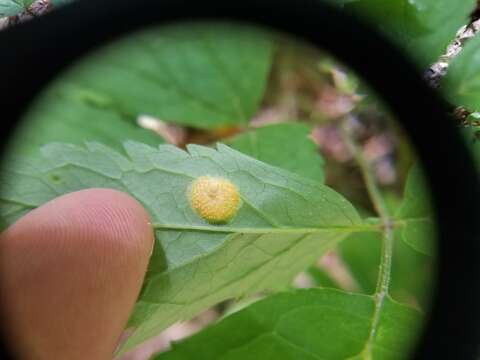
<box><xmin>188</xmin><ymin>176</ymin><xmax>241</xmax><ymax>224</ymax></box>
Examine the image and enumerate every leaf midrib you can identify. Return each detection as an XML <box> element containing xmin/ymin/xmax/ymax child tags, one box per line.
<box><xmin>152</xmin><ymin>223</ymin><xmax>380</xmax><ymax>234</ymax></box>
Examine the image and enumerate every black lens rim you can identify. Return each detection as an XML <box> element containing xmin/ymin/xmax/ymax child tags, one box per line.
<box><xmin>0</xmin><ymin>0</ymin><xmax>479</xmax><ymax>358</ymax></box>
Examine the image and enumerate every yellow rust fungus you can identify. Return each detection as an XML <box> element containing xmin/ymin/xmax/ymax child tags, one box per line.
<box><xmin>188</xmin><ymin>176</ymin><xmax>241</xmax><ymax>224</ymax></box>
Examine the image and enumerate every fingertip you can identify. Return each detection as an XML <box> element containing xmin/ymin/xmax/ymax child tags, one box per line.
<box><xmin>0</xmin><ymin>188</ymin><xmax>155</xmax><ymax>359</ymax></box>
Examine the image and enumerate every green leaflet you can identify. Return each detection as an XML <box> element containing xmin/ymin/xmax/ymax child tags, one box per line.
<box><xmin>152</xmin><ymin>288</ymin><xmax>421</xmax><ymax>360</ymax></box>
<box><xmin>16</xmin><ymin>22</ymin><xmax>273</xmax><ymax>150</ymax></box>
<box><xmin>0</xmin><ymin>141</ymin><xmax>368</xmax><ymax>352</ymax></box>
<box><xmin>227</xmin><ymin>122</ymin><xmax>325</xmax><ymax>183</ymax></box>
<box><xmin>394</xmin><ymin>165</ymin><xmax>435</xmax><ymax>256</ymax></box>
<box><xmin>11</xmin><ymin>22</ymin><xmax>273</xmax><ymax>157</ymax></box>
<box><xmin>0</xmin><ymin>0</ymin><xmax>34</xmax><ymax>17</ymax></box>
<box><xmin>344</xmin><ymin>0</ymin><xmax>476</xmax><ymax>68</ymax></box>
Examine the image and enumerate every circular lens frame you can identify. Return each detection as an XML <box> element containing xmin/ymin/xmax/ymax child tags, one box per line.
<box><xmin>0</xmin><ymin>0</ymin><xmax>479</xmax><ymax>358</ymax></box>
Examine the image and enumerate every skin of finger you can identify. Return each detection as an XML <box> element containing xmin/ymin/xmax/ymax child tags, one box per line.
<box><xmin>0</xmin><ymin>188</ymin><xmax>154</xmax><ymax>360</ymax></box>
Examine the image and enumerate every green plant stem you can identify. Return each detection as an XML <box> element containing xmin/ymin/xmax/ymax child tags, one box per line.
<box><xmin>341</xmin><ymin>119</ymin><xmax>395</xmax><ymax>359</ymax></box>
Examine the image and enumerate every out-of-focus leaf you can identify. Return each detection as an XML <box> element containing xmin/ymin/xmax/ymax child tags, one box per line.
<box><xmin>19</xmin><ymin>22</ymin><xmax>272</xmax><ymax>138</ymax></box>
<box><xmin>227</xmin><ymin>122</ymin><xmax>324</xmax><ymax>182</ymax></box>
<box><xmin>306</xmin><ymin>265</ymin><xmax>341</xmax><ymax>289</ymax></box>
<box><xmin>338</xmin><ymin>231</ymin><xmax>381</xmax><ymax>294</ymax></box>
<box><xmin>11</xmin><ymin>22</ymin><xmax>273</xmax><ymax>158</ymax></box>
<box><xmin>394</xmin><ymin>165</ymin><xmax>435</xmax><ymax>256</ymax></box>
<box><xmin>9</xmin><ymin>89</ymin><xmax>164</xmax><ymax>156</ymax></box>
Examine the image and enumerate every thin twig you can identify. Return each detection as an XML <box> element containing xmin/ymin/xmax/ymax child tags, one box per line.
<box><xmin>425</xmin><ymin>18</ymin><xmax>480</xmax><ymax>88</ymax></box>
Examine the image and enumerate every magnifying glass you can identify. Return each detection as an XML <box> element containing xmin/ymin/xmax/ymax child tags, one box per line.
<box><xmin>0</xmin><ymin>0</ymin><xmax>479</xmax><ymax>359</ymax></box>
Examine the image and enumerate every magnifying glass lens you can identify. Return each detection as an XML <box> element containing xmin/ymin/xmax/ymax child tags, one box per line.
<box><xmin>0</xmin><ymin>21</ymin><xmax>439</xmax><ymax>360</ymax></box>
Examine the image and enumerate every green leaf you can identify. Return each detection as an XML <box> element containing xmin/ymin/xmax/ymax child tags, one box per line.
<box><xmin>443</xmin><ymin>35</ymin><xmax>480</xmax><ymax>111</ymax></box>
<box><xmin>0</xmin><ymin>141</ymin><xmax>365</xmax><ymax>352</ymax></box>
<box><xmin>0</xmin><ymin>0</ymin><xmax>34</xmax><ymax>17</ymax></box>
<box><xmin>306</xmin><ymin>265</ymin><xmax>342</xmax><ymax>289</ymax></box>
<box><xmin>338</xmin><ymin>231</ymin><xmax>381</xmax><ymax>294</ymax></box>
<box><xmin>226</xmin><ymin>123</ymin><xmax>325</xmax><ymax>182</ymax></box>
<box><xmin>12</xmin><ymin>23</ymin><xmax>272</xmax><ymax>157</ymax></box>
<box><xmin>20</xmin><ymin>23</ymin><xmax>272</xmax><ymax>141</ymax></box>
<box><xmin>345</xmin><ymin>0</ymin><xmax>476</xmax><ymax>67</ymax></box>
<box><xmin>9</xmin><ymin>89</ymin><xmax>164</xmax><ymax>156</ymax></box>
<box><xmin>394</xmin><ymin>165</ymin><xmax>435</xmax><ymax>256</ymax></box>
<box><xmin>390</xmin><ymin>234</ymin><xmax>434</xmax><ymax>310</ymax></box>
<box><xmin>152</xmin><ymin>288</ymin><xmax>421</xmax><ymax>360</ymax></box>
